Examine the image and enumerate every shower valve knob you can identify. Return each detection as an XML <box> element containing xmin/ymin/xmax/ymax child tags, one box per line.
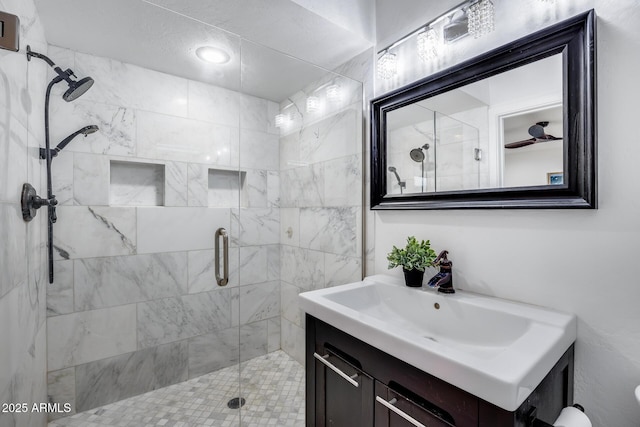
<box><xmin>21</xmin><ymin>183</ymin><xmax>57</xmax><ymax>222</ymax></box>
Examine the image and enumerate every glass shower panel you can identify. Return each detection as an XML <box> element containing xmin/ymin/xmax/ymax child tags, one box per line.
<box><xmin>434</xmin><ymin>112</ymin><xmax>480</xmax><ymax>192</ymax></box>
<box><xmin>238</xmin><ymin>38</ymin><xmax>364</xmax><ymax>425</ymax></box>
<box><xmin>386</xmin><ymin>105</ymin><xmax>437</xmax><ymax>195</ymax></box>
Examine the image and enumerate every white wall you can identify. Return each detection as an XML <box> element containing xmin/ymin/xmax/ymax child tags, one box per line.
<box><xmin>372</xmin><ymin>0</ymin><xmax>640</xmax><ymax>425</ymax></box>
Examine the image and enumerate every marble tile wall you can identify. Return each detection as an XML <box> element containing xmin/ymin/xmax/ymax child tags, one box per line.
<box><xmin>45</xmin><ymin>46</ymin><xmax>283</xmax><ymax>417</ymax></box>
<box><xmin>278</xmin><ymin>71</ymin><xmax>364</xmax><ymax>364</ymax></box>
<box><xmin>0</xmin><ymin>0</ymin><xmax>49</xmax><ymax>426</ymax></box>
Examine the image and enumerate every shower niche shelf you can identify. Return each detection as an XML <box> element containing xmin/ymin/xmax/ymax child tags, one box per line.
<box><xmin>110</xmin><ymin>160</ymin><xmax>165</xmax><ymax>206</ymax></box>
<box><xmin>208</xmin><ymin>167</ymin><xmax>246</xmax><ymax>208</ymax></box>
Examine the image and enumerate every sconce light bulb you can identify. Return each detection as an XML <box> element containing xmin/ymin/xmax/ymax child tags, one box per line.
<box><xmin>275</xmin><ymin>113</ymin><xmax>285</xmax><ymax>128</ymax></box>
<box><xmin>306</xmin><ymin>95</ymin><xmax>320</xmax><ymax>113</ymax></box>
<box><xmin>326</xmin><ymin>85</ymin><xmax>341</xmax><ymax>103</ymax></box>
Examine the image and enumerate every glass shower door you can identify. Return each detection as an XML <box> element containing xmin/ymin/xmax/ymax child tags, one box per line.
<box><xmin>237</xmin><ymin>38</ymin><xmax>364</xmax><ymax>425</ymax></box>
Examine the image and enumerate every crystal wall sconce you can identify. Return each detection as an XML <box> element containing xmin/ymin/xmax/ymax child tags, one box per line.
<box><xmin>376</xmin><ymin>0</ymin><xmax>496</xmax><ymax>79</ymax></box>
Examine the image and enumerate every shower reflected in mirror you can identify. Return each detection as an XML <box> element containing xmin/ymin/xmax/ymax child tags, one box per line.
<box><xmin>388</xmin><ymin>166</ymin><xmax>406</xmax><ymax>194</ymax></box>
<box><xmin>410</xmin><ymin>143</ymin><xmax>430</xmax><ymax>192</ymax></box>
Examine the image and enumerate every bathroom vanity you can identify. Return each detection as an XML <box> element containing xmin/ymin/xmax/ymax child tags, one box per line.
<box><xmin>306</xmin><ymin>315</ymin><xmax>573</xmax><ymax>427</ymax></box>
<box><xmin>299</xmin><ymin>276</ymin><xmax>577</xmax><ymax>427</ymax></box>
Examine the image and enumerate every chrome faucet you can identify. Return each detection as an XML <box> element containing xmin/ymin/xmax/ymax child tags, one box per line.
<box><xmin>428</xmin><ymin>250</ymin><xmax>454</xmax><ymax>294</ymax></box>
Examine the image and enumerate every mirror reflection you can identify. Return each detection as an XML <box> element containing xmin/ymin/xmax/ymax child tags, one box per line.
<box><xmin>385</xmin><ymin>53</ymin><xmax>562</xmax><ymax>195</ymax></box>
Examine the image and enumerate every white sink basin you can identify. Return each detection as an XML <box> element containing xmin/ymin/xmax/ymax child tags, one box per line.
<box><xmin>299</xmin><ymin>274</ymin><xmax>576</xmax><ymax>411</ymax></box>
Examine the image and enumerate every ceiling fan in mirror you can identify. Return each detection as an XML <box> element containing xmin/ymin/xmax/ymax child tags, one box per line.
<box><xmin>505</xmin><ymin>121</ymin><xmax>562</xmax><ymax>149</ymax></box>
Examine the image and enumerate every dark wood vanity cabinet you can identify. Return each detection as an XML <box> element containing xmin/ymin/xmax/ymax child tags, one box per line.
<box><xmin>313</xmin><ymin>348</ymin><xmax>374</xmax><ymax>426</ymax></box>
<box><xmin>306</xmin><ymin>315</ymin><xmax>574</xmax><ymax>427</ymax></box>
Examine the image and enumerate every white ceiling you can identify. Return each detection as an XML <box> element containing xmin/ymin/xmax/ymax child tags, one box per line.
<box><xmin>34</xmin><ymin>0</ymin><xmax>374</xmax><ymax>101</ymax></box>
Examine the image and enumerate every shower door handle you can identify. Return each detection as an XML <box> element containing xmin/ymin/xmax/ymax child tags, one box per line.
<box><xmin>215</xmin><ymin>228</ymin><xmax>229</xmax><ymax>286</ymax></box>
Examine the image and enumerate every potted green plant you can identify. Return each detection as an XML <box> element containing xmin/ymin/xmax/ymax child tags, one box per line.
<box><xmin>387</xmin><ymin>236</ymin><xmax>438</xmax><ymax>287</ymax></box>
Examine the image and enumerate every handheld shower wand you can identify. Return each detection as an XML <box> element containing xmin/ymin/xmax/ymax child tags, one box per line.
<box><xmin>40</xmin><ymin>125</ymin><xmax>100</xmax><ymax>160</ymax></box>
<box><xmin>388</xmin><ymin>166</ymin><xmax>406</xmax><ymax>194</ymax></box>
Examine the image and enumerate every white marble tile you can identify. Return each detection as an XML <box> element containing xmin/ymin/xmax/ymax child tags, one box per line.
<box><xmin>47</xmin><ymin>305</ymin><xmax>137</xmax><ymax>371</ymax></box>
<box><xmin>49</xmin><ymin>100</ymin><xmax>136</xmax><ymax>157</ymax></box>
<box><xmin>75</xmin><ymin>342</ymin><xmax>188</xmax><ymax>412</ymax></box>
<box><xmin>0</xmin><ymin>116</ymin><xmax>28</xmax><ymax>204</ymax></box>
<box><xmin>75</xmin><ymin>252</ymin><xmax>188</xmax><ymax>311</ymax></box>
<box><xmin>73</xmin><ymin>153</ymin><xmax>109</xmax><ymax>205</ymax></box>
<box><xmin>299</xmin><ymin>207</ymin><xmax>360</xmax><ymax>256</ymax></box>
<box><xmin>188</xmin><ymin>163</ymin><xmax>208</xmax><ymax>206</ymax></box>
<box><xmin>51</xmin><ymin>152</ymin><xmax>74</xmax><ymax>206</ymax></box>
<box><xmin>325</xmin><ymin>254</ymin><xmax>362</xmax><ymax>287</ymax></box>
<box><xmin>238</xmin><ymin>281</ymin><xmax>280</xmax><ymax>324</ymax></box>
<box><xmin>110</xmin><ymin>161</ymin><xmax>164</xmax><ymax>206</ymax></box>
<box><xmin>47</xmin><ymin>368</ymin><xmax>76</xmax><ymax>421</ymax></box>
<box><xmin>267</xmin><ymin>171</ymin><xmax>280</xmax><ymax>208</ymax></box>
<box><xmin>281</xmin><ymin>282</ymin><xmax>302</xmax><ymax>327</ymax></box>
<box><xmin>280</xmin><ymin>208</ymin><xmax>300</xmax><ymax>246</ymax></box>
<box><xmin>266</xmin><ymin>244</ymin><xmax>280</xmax><ymax>282</ymax></box>
<box><xmin>240</xmin><ymin>321</ymin><xmax>269</xmax><ymax>362</ymax></box>
<box><xmin>164</xmin><ymin>161</ymin><xmax>188</xmax><ymax>207</ymax></box>
<box><xmin>188</xmin><ymin>247</ymin><xmax>240</xmax><ymax>294</ymax></box>
<box><xmin>323</xmin><ymin>154</ymin><xmax>362</xmax><ymax>207</ymax></box>
<box><xmin>0</xmin><ymin>203</ymin><xmax>27</xmax><ymax>297</ymax></box>
<box><xmin>47</xmin><ymin>260</ymin><xmax>74</xmax><ymax>317</ymax></box>
<box><xmin>280</xmin><ymin>246</ymin><xmax>324</xmax><ymax>291</ymax></box>
<box><xmin>54</xmin><ymin>206</ymin><xmax>136</xmax><ymax>259</ymax></box>
<box><xmin>188</xmin><ymin>80</ymin><xmax>240</xmax><ymax>127</ymax></box>
<box><xmin>187</xmin><ymin>326</ymin><xmax>239</xmax><ymax>378</ymax></box>
<box><xmin>137</xmin><ymin>111</ymin><xmax>239</xmax><ymax>166</ymax></box>
<box><xmin>0</xmin><ymin>281</ymin><xmax>28</xmax><ymax>397</ymax></box>
<box><xmin>72</xmin><ymin>50</ymin><xmax>189</xmax><ymax>117</ymax></box>
<box><xmin>240</xmin><ymin>129</ymin><xmax>279</xmax><ymax>171</ymax></box>
<box><xmin>267</xmin><ymin>317</ymin><xmax>281</xmax><ymax>353</ymax></box>
<box><xmin>281</xmin><ymin>317</ymin><xmax>305</xmax><ymax>365</ymax></box>
<box><xmin>240</xmin><ymin>94</ymin><xmax>271</xmax><ymax>133</ymax></box>
<box><xmin>208</xmin><ymin>168</ymin><xmax>241</xmax><ymax>208</ymax></box>
<box><xmin>241</xmin><ymin>169</ymin><xmax>267</xmax><ymax>208</ymax></box>
<box><xmin>0</xmin><ymin>47</ymin><xmax>28</xmax><ymax>131</ymax></box>
<box><xmin>238</xmin><ymin>246</ymin><xmax>268</xmax><ymax>285</ymax></box>
<box><xmin>231</xmin><ymin>208</ymin><xmax>279</xmax><ymax>246</ymax></box>
<box><xmin>280</xmin><ymin>163</ymin><xmax>324</xmax><ymax>208</ymax></box>
<box><xmin>299</xmin><ymin>107</ymin><xmax>360</xmax><ymax>165</ymax></box>
<box><xmin>279</xmin><ymin>132</ymin><xmax>300</xmax><ymax>171</ymax></box>
<box><xmin>137</xmin><ymin>290</ymin><xmax>232</xmax><ymax>348</ymax></box>
<box><xmin>137</xmin><ymin>207</ymin><xmax>230</xmax><ymax>254</ymax></box>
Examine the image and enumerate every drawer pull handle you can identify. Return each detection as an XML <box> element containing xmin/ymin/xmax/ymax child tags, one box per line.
<box><xmin>376</xmin><ymin>396</ymin><xmax>427</xmax><ymax>427</ymax></box>
<box><xmin>313</xmin><ymin>352</ymin><xmax>359</xmax><ymax>388</ymax></box>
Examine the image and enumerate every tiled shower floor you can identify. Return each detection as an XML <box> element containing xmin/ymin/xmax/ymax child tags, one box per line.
<box><xmin>48</xmin><ymin>351</ymin><xmax>305</xmax><ymax>427</ymax></box>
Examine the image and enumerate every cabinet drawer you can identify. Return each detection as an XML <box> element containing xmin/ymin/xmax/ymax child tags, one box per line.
<box><xmin>314</xmin><ymin>347</ymin><xmax>374</xmax><ymax>426</ymax></box>
<box><xmin>375</xmin><ymin>381</ymin><xmax>455</xmax><ymax>427</ymax></box>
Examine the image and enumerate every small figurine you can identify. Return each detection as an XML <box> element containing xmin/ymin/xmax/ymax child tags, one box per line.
<box><xmin>427</xmin><ymin>250</ymin><xmax>454</xmax><ymax>294</ymax></box>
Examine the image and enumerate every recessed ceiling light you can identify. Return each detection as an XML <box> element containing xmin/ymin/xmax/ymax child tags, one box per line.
<box><xmin>196</xmin><ymin>46</ymin><xmax>231</xmax><ymax>64</ymax></box>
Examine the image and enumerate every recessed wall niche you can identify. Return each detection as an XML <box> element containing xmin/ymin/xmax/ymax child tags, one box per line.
<box><xmin>208</xmin><ymin>168</ymin><xmax>246</xmax><ymax>208</ymax></box>
<box><xmin>110</xmin><ymin>161</ymin><xmax>165</xmax><ymax>206</ymax></box>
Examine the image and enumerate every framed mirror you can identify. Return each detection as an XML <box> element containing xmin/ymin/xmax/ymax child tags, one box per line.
<box><xmin>371</xmin><ymin>10</ymin><xmax>596</xmax><ymax>209</ymax></box>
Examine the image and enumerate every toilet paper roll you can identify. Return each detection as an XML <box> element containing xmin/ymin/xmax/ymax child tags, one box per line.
<box><xmin>553</xmin><ymin>406</ymin><xmax>592</xmax><ymax>427</ymax></box>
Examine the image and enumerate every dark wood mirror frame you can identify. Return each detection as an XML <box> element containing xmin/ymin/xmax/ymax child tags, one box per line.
<box><xmin>370</xmin><ymin>10</ymin><xmax>596</xmax><ymax>210</ymax></box>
